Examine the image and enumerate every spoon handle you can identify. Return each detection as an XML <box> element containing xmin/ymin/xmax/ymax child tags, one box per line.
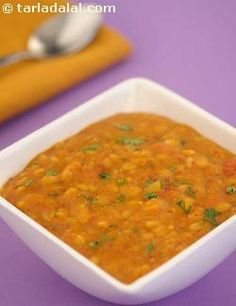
<box><xmin>0</xmin><ymin>51</ymin><xmax>33</xmax><ymax>67</ymax></box>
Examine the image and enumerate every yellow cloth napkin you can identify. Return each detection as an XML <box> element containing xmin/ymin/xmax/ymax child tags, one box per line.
<box><xmin>0</xmin><ymin>0</ymin><xmax>131</xmax><ymax>123</ymax></box>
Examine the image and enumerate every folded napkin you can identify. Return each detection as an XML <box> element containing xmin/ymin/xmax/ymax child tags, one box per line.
<box><xmin>0</xmin><ymin>0</ymin><xmax>131</xmax><ymax>123</ymax></box>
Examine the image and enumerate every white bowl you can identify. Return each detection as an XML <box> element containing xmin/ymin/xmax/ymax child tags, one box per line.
<box><xmin>0</xmin><ymin>78</ymin><xmax>235</xmax><ymax>305</ymax></box>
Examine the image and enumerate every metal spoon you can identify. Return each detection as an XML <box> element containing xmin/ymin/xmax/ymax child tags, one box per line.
<box><xmin>0</xmin><ymin>4</ymin><xmax>103</xmax><ymax>67</ymax></box>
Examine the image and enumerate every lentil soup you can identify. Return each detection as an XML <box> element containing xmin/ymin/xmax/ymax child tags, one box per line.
<box><xmin>1</xmin><ymin>113</ymin><xmax>235</xmax><ymax>283</ymax></box>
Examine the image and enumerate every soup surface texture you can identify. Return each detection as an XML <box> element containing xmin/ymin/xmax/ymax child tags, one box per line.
<box><xmin>1</xmin><ymin>113</ymin><xmax>235</xmax><ymax>283</ymax></box>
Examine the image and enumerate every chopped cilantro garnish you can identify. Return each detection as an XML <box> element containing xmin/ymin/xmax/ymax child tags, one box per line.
<box><xmin>82</xmin><ymin>144</ymin><xmax>99</xmax><ymax>152</ymax></box>
<box><xmin>88</xmin><ymin>234</ymin><xmax>115</xmax><ymax>250</ymax></box>
<box><xmin>81</xmin><ymin>195</ymin><xmax>97</xmax><ymax>205</ymax></box>
<box><xmin>203</xmin><ymin>208</ymin><xmax>219</xmax><ymax>226</ymax></box>
<box><xmin>87</xmin><ymin>197</ymin><xmax>96</xmax><ymax>205</ymax></box>
<box><xmin>185</xmin><ymin>186</ymin><xmax>196</xmax><ymax>198</ymax></box>
<box><xmin>144</xmin><ymin>192</ymin><xmax>159</xmax><ymax>200</ymax></box>
<box><xmin>46</xmin><ymin>169</ymin><xmax>57</xmax><ymax>176</ymax></box>
<box><xmin>24</xmin><ymin>179</ymin><xmax>34</xmax><ymax>187</ymax></box>
<box><xmin>116</xmin><ymin>137</ymin><xmax>144</xmax><ymax>146</ymax></box>
<box><xmin>146</xmin><ymin>243</ymin><xmax>154</xmax><ymax>253</ymax></box>
<box><xmin>98</xmin><ymin>172</ymin><xmax>111</xmax><ymax>180</ymax></box>
<box><xmin>88</xmin><ymin>241</ymin><xmax>100</xmax><ymax>249</ymax></box>
<box><xmin>16</xmin><ymin>179</ymin><xmax>34</xmax><ymax>188</ymax></box>
<box><xmin>89</xmin><ymin>198</ymin><xmax>97</xmax><ymax>205</ymax></box>
<box><xmin>226</xmin><ymin>185</ymin><xmax>236</xmax><ymax>194</ymax></box>
<box><xmin>117</xmin><ymin>194</ymin><xmax>125</xmax><ymax>203</ymax></box>
<box><xmin>115</xmin><ymin>123</ymin><xmax>133</xmax><ymax>131</ymax></box>
<box><xmin>176</xmin><ymin>200</ymin><xmax>192</xmax><ymax>214</ymax></box>
<box><xmin>117</xmin><ymin>178</ymin><xmax>127</xmax><ymax>186</ymax></box>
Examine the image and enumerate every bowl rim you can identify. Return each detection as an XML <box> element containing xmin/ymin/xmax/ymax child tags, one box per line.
<box><xmin>0</xmin><ymin>77</ymin><xmax>235</xmax><ymax>159</ymax></box>
<box><xmin>0</xmin><ymin>77</ymin><xmax>235</xmax><ymax>293</ymax></box>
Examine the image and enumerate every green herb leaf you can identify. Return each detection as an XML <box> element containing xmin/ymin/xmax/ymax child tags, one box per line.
<box><xmin>98</xmin><ymin>172</ymin><xmax>111</xmax><ymax>180</ymax></box>
<box><xmin>115</xmin><ymin>123</ymin><xmax>133</xmax><ymax>131</ymax></box>
<box><xmin>88</xmin><ymin>234</ymin><xmax>116</xmax><ymax>250</ymax></box>
<box><xmin>82</xmin><ymin>143</ymin><xmax>99</xmax><ymax>152</ymax></box>
<box><xmin>116</xmin><ymin>137</ymin><xmax>144</xmax><ymax>146</ymax></box>
<box><xmin>24</xmin><ymin>179</ymin><xmax>34</xmax><ymax>187</ymax></box>
<box><xmin>116</xmin><ymin>178</ymin><xmax>127</xmax><ymax>186</ymax></box>
<box><xmin>146</xmin><ymin>243</ymin><xmax>154</xmax><ymax>253</ymax></box>
<box><xmin>203</xmin><ymin>208</ymin><xmax>219</xmax><ymax>226</ymax></box>
<box><xmin>81</xmin><ymin>195</ymin><xmax>97</xmax><ymax>205</ymax></box>
<box><xmin>46</xmin><ymin>169</ymin><xmax>57</xmax><ymax>176</ymax></box>
<box><xmin>117</xmin><ymin>194</ymin><xmax>125</xmax><ymax>203</ymax></box>
<box><xmin>176</xmin><ymin>200</ymin><xmax>192</xmax><ymax>214</ymax></box>
<box><xmin>88</xmin><ymin>241</ymin><xmax>100</xmax><ymax>249</ymax></box>
<box><xmin>144</xmin><ymin>192</ymin><xmax>159</xmax><ymax>200</ymax></box>
<box><xmin>89</xmin><ymin>198</ymin><xmax>97</xmax><ymax>205</ymax></box>
<box><xmin>185</xmin><ymin>186</ymin><xmax>196</xmax><ymax>198</ymax></box>
<box><xmin>226</xmin><ymin>185</ymin><xmax>236</xmax><ymax>194</ymax></box>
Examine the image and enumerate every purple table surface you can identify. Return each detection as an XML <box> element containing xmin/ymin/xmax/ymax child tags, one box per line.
<box><xmin>0</xmin><ymin>0</ymin><xmax>235</xmax><ymax>305</ymax></box>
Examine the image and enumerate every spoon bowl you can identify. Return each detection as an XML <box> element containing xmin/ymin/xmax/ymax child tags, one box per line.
<box><xmin>28</xmin><ymin>5</ymin><xmax>103</xmax><ymax>58</ymax></box>
<box><xmin>0</xmin><ymin>4</ymin><xmax>103</xmax><ymax>66</ymax></box>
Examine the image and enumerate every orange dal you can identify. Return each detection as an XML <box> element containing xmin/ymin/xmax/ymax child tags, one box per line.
<box><xmin>1</xmin><ymin>113</ymin><xmax>235</xmax><ymax>283</ymax></box>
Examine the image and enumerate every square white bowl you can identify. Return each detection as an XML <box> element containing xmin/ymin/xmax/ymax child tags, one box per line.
<box><xmin>0</xmin><ymin>78</ymin><xmax>235</xmax><ymax>305</ymax></box>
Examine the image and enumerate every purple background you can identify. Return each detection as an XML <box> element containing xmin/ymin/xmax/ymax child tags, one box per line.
<box><xmin>0</xmin><ymin>0</ymin><xmax>235</xmax><ymax>305</ymax></box>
